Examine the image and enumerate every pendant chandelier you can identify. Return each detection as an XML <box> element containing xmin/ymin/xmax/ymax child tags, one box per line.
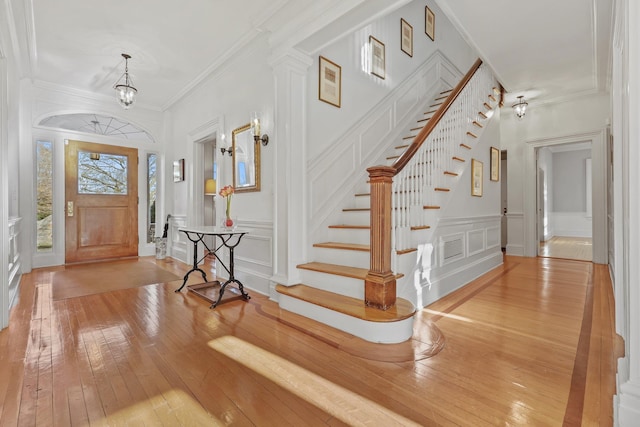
<box><xmin>114</xmin><ymin>53</ymin><xmax>137</xmax><ymax>109</ymax></box>
<box><xmin>512</xmin><ymin>95</ymin><xmax>528</xmax><ymax>120</ymax></box>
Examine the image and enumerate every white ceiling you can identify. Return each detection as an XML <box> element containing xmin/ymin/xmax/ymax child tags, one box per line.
<box><xmin>9</xmin><ymin>0</ymin><xmax>613</xmax><ymax>113</ymax></box>
<box><xmin>435</xmin><ymin>0</ymin><xmax>613</xmax><ymax>105</ymax></box>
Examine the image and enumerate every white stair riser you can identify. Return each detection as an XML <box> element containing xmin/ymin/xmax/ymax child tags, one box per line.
<box><xmin>298</xmin><ymin>269</ymin><xmax>364</xmax><ymax>299</ymax></box>
<box><xmin>312</xmin><ymin>246</ymin><xmax>370</xmax><ymax>269</ymax></box>
<box><xmin>328</xmin><ymin>227</ymin><xmax>370</xmax><ymax>245</ymax></box>
<box><xmin>338</xmin><ymin>210</ymin><xmax>370</xmax><ymax>225</ymax></box>
<box><xmin>353</xmin><ymin>195</ymin><xmax>370</xmax><ymax>209</ymax></box>
<box><xmin>278</xmin><ymin>295</ymin><xmax>414</xmax><ymax>344</ymax></box>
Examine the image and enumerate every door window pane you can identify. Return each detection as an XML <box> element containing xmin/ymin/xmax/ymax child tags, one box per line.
<box><xmin>36</xmin><ymin>140</ymin><xmax>53</xmax><ymax>252</ymax></box>
<box><xmin>147</xmin><ymin>153</ymin><xmax>157</xmax><ymax>243</ymax></box>
<box><xmin>78</xmin><ymin>151</ymin><xmax>128</xmax><ymax>194</ymax></box>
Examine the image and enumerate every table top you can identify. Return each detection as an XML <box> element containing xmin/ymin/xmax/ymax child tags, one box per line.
<box><xmin>179</xmin><ymin>226</ymin><xmax>250</xmax><ymax>235</ymax></box>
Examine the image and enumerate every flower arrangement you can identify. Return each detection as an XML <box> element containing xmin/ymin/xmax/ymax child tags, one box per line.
<box><xmin>219</xmin><ymin>185</ymin><xmax>235</xmax><ymax>227</ymax></box>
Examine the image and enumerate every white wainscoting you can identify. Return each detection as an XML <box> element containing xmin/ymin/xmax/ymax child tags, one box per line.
<box><xmin>230</xmin><ymin>219</ymin><xmax>273</xmax><ymax>296</ymax></box>
<box><xmin>506</xmin><ymin>212</ymin><xmax>525</xmax><ymax>256</ymax></box>
<box><xmin>308</xmin><ymin>51</ymin><xmax>463</xmax><ymax>243</ymax></box>
<box><xmin>397</xmin><ymin>215</ymin><xmax>503</xmax><ymax>308</ymax></box>
<box><xmin>551</xmin><ymin>211</ymin><xmax>593</xmax><ymax>238</ymax></box>
<box><xmin>168</xmin><ymin>215</ymin><xmax>188</xmax><ymax>264</ymax></box>
<box><xmin>8</xmin><ymin>217</ymin><xmax>22</xmax><ymax>309</ymax></box>
<box><xmin>169</xmin><ymin>216</ymin><xmax>273</xmax><ymax>297</ymax></box>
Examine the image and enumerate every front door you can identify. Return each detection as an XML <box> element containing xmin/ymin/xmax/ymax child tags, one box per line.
<box><xmin>65</xmin><ymin>140</ymin><xmax>138</xmax><ymax>263</ymax></box>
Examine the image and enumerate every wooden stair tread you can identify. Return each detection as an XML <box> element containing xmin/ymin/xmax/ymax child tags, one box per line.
<box><xmin>444</xmin><ymin>171</ymin><xmax>458</xmax><ymax>176</ymax></box>
<box><xmin>478</xmin><ymin>111</ymin><xmax>488</xmax><ymax>119</ymax></box>
<box><xmin>423</xmin><ymin>205</ymin><xmax>441</xmax><ymax>209</ymax></box>
<box><xmin>467</xmin><ymin>131</ymin><xmax>478</xmax><ymax>138</ymax></box>
<box><xmin>395</xmin><ymin>144</ymin><xmax>409</xmax><ymax>150</ymax></box>
<box><xmin>460</xmin><ymin>143</ymin><xmax>472</xmax><ymax>149</ymax></box>
<box><xmin>297</xmin><ymin>262</ymin><xmax>403</xmax><ymax>280</ymax></box>
<box><xmin>410</xmin><ymin>225</ymin><xmax>431</xmax><ymax>231</ymax></box>
<box><xmin>397</xmin><ymin>248</ymin><xmax>418</xmax><ymax>255</ymax></box>
<box><xmin>452</xmin><ymin>156</ymin><xmax>466</xmax><ymax>162</ymax></box>
<box><xmin>275</xmin><ymin>284</ymin><xmax>415</xmax><ymax>322</ymax></box>
<box><xmin>343</xmin><ymin>208</ymin><xmax>369</xmax><ymax>212</ymax></box>
<box><xmin>472</xmin><ymin>120</ymin><xmax>483</xmax><ymax>128</ymax></box>
<box><xmin>313</xmin><ymin>242</ymin><xmax>370</xmax><ymax>252</ymax></box>
<box><xmin>354</xmin><ymin>193</ymin><xmax>370</xmax><ymax>197</ymax></box>
<box><xmin>328</xmin><ymin>224</ymin><xmax>370</xmax><ymax>229</ymax></box>
<box><xmin>434</xmin><ymin>187</ymin><xmax>450</xmax><ymax>192</ymax></box>
<box><xmin>484</xmin><ymin>102</ymin><xmax>492</xmax><ymax>110</ymax></box>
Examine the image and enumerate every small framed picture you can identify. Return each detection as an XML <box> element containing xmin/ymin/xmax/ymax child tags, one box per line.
<box><xmin>425</xmin><ymin>6</ymin><xmax>435</xmax><ymax>41</ymax></box>
<box><xmin>318</xmin><ymin>56</ymin><xmax>342</xmax><ymax>108</ymax></box>
<box><xmin>173</xmin><ymin>159</ymin><xmax>185</xmax><ymax>182</ymax></box>
<box><xmin>369</xmin><ymin>36</ymin><xmax>385</xmax><ymax>79</ymax></box>
<box><xmin>471</xmin><ymin>158</ymin><xmax>483</xmax><ymax>197</ymax></box>
<box><xmin>401</xmin><ymin>19</ymin><xmax>413</xmax><ymax>57</ymax></box>
<box><xmin>490</xmin><ymin>147</ymin><xmax>500</xmax><ymax>181</ymax></box>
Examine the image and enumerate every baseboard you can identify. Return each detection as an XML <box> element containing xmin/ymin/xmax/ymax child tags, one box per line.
<box><xmin>420</xmin><ymin>251</ymin><xmax>504</xmax><ymax>307</ymax></box>
<box><xmin>506</xmin><ymin>244</ymin><xmax>525</xmax><ymax>256</ymax></box>
<box><xmin>617</xmin><ymin>380</ymin><xmax>640</xmax><ymax>426</ymax></box>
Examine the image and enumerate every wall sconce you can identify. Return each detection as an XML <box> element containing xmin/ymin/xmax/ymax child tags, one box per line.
<box><xmin>512</xmin><ymin>95</ymin><xmax>528</xmax><ymax>120</ymax></box>
<box><xmin>251</xmin><ymin>112</ymin><xmax>269</xmax><ymax>146</ymax></box>
<box><xmin>220</xmin><ymin>147</ymin><xmax>233</xmax><ymax>156</ymax></box>
<box><xmin>204</xmin><ymin>178</ymin><xmax>217</xmax><ymax>196</ymax></box>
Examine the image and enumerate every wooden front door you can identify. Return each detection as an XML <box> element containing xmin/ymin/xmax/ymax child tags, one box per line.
<box><xmin>65</xmin><ymin>140</ymin><xmax>138</xmax><ymax>263</ymax></box>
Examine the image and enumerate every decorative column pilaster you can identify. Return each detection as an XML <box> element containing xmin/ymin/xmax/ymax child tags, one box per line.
<box><xmin>365</xmin><ymin>165</ymin><xmax>396</xmax><ymax>309</ymax></box>
<box><xmin>269</xmin><ymin>50</ymin><xmax>313</xmax><ymax>291</ymax></box>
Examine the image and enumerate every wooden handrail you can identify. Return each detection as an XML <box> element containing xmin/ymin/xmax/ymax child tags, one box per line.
<box><xmin>391</xmin><ymin>58</ymin><xmax>483</xmax><ymax>174</ymax></box>
<box><xmin>365</xmin><ymin>58</ymin><xmax>486</xmax><ymax>311</ymax></box>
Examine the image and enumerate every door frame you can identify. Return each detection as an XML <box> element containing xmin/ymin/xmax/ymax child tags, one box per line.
<box><xmin>523</xmin><ymin>129</ymin><xmax>608</xmax><ymax>263</ymax></box>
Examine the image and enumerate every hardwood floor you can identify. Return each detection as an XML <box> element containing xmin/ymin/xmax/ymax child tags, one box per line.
<box><xmin>0</xmin><ymin>255</ymin><xmax>619</xmax><ymax>426</ymax></box>
<box><xmin>540</xmin><ymin>236</ymin><xmax>593</xmax><ymax>262</ymax></box>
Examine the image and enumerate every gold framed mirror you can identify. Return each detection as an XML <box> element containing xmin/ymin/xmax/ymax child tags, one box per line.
<box><xmin>232</xmin><ymin>123</ymin><xmax>260</xmax><ymax>193</ymax></box>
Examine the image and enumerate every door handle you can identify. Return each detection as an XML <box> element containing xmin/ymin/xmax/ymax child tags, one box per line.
<box><xmin>67</xmin><ymin>201</ymin><xmax>74</xmax><ymax>217</ymax></box>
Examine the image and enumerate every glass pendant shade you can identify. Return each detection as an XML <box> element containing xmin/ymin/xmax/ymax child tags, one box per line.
<box><xmin>115</xmin><ymin>84</ymin><xmax>137</xmax><ymax>109</ymax></box>
<box><xmin>512</xmin><ymin>95</ymin><xmax>528</xmax><ymax>119</ymax></box>
<box><xmin>114</xmin><ymin>53</ymin><xmax>137</xmax><ymax>109</ymax></box>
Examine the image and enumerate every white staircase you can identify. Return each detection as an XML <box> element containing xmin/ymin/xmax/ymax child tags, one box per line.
<box><xmin>277</xmin><ymin>62</ymin><xmax>500</xmax><ymax>344</ymax></box>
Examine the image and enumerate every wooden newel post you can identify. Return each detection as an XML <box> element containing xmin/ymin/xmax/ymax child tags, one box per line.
<box><xmin>365</xmin><ymin>166</ymin><xmax>396</xmax><ymax>310</ymax></box>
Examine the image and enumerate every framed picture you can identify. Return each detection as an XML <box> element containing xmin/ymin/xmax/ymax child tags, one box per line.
<box><xmin>490</xmin><ymin>147</ymin><xmax>500</xmax><ymax>181</ymax></box>
<box><xmin>369</xmin><ymin>36</ymin><xmax>385</xmax><ymax>79</ymax></box>
<box><xmin>471</xmin><ymin>158</ymin><xmax>483</xmax><ymax>197</ymax></box>
<box><xmin>318</xmin><ymin>56</ymin><xmax>342</xmax><ymax>108</ymax></box>
<box><xmin>173</xmin><ymin>159</ymin><xmax>184</xmax><ymax>182</ymax></box>
<box><xmin>401</xmin><ymin>18</ymin><xmax>413</xmax><ymax>57</ymax></box>
<box><xmin>425</xmin><ymin>6</ymin><xmax>435</xmax><ymax>41</ymax></box>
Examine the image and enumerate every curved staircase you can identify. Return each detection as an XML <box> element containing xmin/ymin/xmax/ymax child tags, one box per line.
<box><xmin>277</xmin><ymin>60</ymin><xmax>501</xmax><ymax>344</ymax></box>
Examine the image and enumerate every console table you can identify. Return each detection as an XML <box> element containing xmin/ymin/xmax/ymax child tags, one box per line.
<box><xmin>175</xmin><ymin>226</ymin><xmax>251</xmax><ymax>308</ymax></box>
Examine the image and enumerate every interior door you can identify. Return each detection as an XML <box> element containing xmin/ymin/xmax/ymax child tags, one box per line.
<box><xmin>65</xmin><ymin>140</ymin><xmax>138</xmax><ymax>263</ymax></box>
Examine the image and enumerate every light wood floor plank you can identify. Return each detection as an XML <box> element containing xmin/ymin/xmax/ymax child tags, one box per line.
<box><xmin>0</xmin><ymin>255</ymin><xmax>620</xmax><ymax>426</ymax></box>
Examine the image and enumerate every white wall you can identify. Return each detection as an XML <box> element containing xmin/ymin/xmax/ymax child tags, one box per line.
<box><xmin>538</xmin><ymin>146</ymin><xmax>553</xmax><ymax>239</ymax></box>
<box><xmin>306</xmin><ymin>0</ymin><xmax>476</xmax><ymax>162</ymax></box>
<box><xmin>550</xmin><ymin>148</ymin><xmax>592</xmax><ymax>238</ymax></box>
<box><xmin>500</xmin><ymin>93</ymin><xmax>609</xmax><ymax>259</ymax></box>
<box><xmin>166</xmin><ymin>35</ymin><xmax>275</xmax><ymax>296</ymax></box>
<box><xmin>0</xmin><ymin>8</ymin><xmax>24</xmax><ymax>327</ymax></box>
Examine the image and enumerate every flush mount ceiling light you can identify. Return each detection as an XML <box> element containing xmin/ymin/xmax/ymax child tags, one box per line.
<box><xmin>512</xmin><ymin>95</ymin><xmax>528</xmax><ymax>120</ymax></box>
<box><xmin>114</xmin><ymin>53</ymin><xmax>137</xmax><ymax>109</ymax></box>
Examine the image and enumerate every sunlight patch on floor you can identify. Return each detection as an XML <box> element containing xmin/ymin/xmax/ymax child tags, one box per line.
<box><xmin>423</xmin><ymin>309</ymin><xmax>474</xmax><ymax>323</ymax></box>
<box><xmin>98</xmin><ymin>389</ymin><xmax>223</xmax><ymax>425</ymax></box>
<box><xmin>208</xmin><ymin>336</ymin><xmax>422</xmax><ymax>426</ymax></box>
